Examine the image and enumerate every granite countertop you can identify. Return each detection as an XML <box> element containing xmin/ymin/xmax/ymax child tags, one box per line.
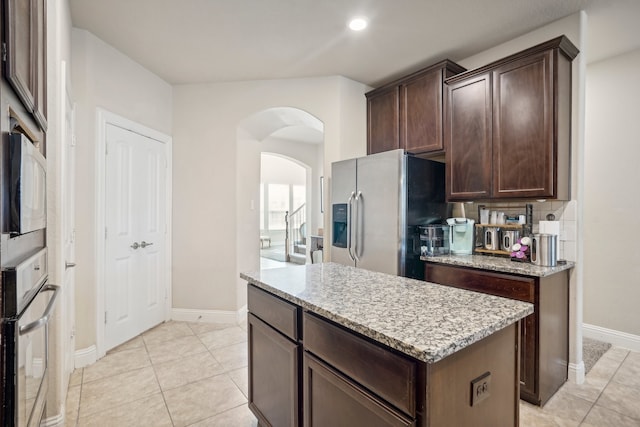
<box><xmin>421</xmin><ymin>254</ymin><xmax>574</xmax><ymax>277</ymax></box>
<box><xmin>241</xmin><ymin>262</ymin><xmax>533</xmax><ymax>364</ymax></box>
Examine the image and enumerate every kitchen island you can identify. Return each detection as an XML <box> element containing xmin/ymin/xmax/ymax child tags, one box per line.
<box><xmin>241</xmin><ymin>262</ymin><xmax>533</xmax><ymax>427</ymax></box>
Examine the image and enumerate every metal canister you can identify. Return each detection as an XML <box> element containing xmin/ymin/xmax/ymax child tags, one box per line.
<box><xmin>531</xmin><ymin>234</ymin><xmax>557</xmax><ymax>267</ymax></box>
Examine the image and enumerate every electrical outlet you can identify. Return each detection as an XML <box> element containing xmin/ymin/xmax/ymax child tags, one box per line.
<box><xmin>470</xmin><ymin>372</ymin><xmax>491</xmax><ymax>406</ymax></box>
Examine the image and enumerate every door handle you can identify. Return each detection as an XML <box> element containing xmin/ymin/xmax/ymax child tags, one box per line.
<box><xmin>65</xmin><ymin>262</ymin><xmax>76</xmax><ymax>269</ymax></box>
<box><xmin>354</xmin><ymin>191</ymin><xmax>362</xmax><ymax>261</ymax></box>
<box><xmin>131</xmin><ymin>242</ymin><xmax>140</xmax><ymax>249</ymax></box>
<box><xmin>140</xmin><ymin>241</ymin><xmax>154</xmax><ymax>248</ymax></box>
<box><xmin>347</xmin><ymin>192</ymin><xmax>355</xmax><ymax>261</ymax></box>
<box><xmin>19</xmin><ymin>285</ymin><xmax>60</xmax><ymax>336</ymax></box>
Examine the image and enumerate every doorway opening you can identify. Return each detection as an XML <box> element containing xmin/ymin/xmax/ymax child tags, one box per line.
<box><xmin>260</xmin><ymin>153</ymin><xmax>308</xmax><ymax>266</ymax></box>
<box><xmin>237</xmin><ymin>107</ymin><xmax>324</xmax><ymax>270</ymax></box>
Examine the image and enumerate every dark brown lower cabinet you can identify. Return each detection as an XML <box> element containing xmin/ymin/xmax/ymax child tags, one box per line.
<box><xmin>248</xmin><ymin>313</ymin><xmax>300</xmax><ymax>427</ymax></box>
<box><xmin>425</xmin><ymin>262</ymin><xmax>569</xmax><ymax>406</ymax></box>
<box><xmin>303</xmin><ymin>353</ymin><xmax>414</xmax><ymax>427</ymax></box>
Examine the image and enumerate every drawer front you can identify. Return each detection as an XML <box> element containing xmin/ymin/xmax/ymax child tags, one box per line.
<box><xmin>248</xmin><ymin>285</ymin><xmax>299</xmax><ymax>340</ymax></box>
<box><xmin>303</xmin><ymin>353</ymin><xmax>414</xmax><ymax>427</ymax></box>
<box><xmin>425</xmin><ymin>263</ymin><xmax>535</xmax><ymax>303</ymax></box>
<box><xmin>303</xmin><ymin>312</ymin><xmax>416</xmax><ymax>417</ymax></box>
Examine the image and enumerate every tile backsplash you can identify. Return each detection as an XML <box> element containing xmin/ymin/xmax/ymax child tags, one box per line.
<box><xmin>460</xmin><ymin>201</ymin><xmax>577</xmax><ymax>262</ymax></box>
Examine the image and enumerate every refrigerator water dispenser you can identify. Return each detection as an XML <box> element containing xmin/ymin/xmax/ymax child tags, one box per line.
<box><xmin>332</xmin><ymin>204</ymin><xmax>348</xmax><ymax>248</ymax></box>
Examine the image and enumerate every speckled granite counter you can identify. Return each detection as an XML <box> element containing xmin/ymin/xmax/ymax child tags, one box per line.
<box><xmin>421</xmin><ymin>254</ymin><xmax>574</xmax><ymax>277</ymax></box>
<box><xmin>241</xmin><ymin>262</ymin><xmax>533</xmax><ymax>363</ymax></box>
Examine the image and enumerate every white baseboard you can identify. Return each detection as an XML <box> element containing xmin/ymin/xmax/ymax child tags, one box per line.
<box><xmin>75</xmin><ymin>345</ymin><xmax>97</xmax><ymax>368</ymax></box>
<box><xmin>237</xmin><ymin>304</ymin><xmax>248</xmax><ymax>323</ymax></box>
<box><xmin>568</xmin><ymin>361</ymin><xmax>585</xmax><ymax>385</ymax></box>
<box><xmin>583</xmin><ymin>323</ymin><xmax>640</xmax><ymax>352</ymax></box>
<box><xmin>172</xmin><ymin>307</ymin><xmax>244</xmax><ymax>324</ymax></box>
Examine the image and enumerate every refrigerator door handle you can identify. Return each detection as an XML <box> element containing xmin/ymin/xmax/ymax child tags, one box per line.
<box><xmin>347</xmin><ymin>192</ymin><xmax>356</xmax><ymax>261</ymax></box>
<box><xmin>354</xmin><ymin>191</ymin><xmax>362</xmax><ymax>261</ymax></box>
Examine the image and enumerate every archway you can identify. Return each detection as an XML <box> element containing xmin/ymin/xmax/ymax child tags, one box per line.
<box><xmin>237</xmin><ymin>107</ymin><xmax>325</xmax><ymax>270</ymax></box>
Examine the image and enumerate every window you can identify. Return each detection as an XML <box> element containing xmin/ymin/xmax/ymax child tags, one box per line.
<box><xmin>268</xmin><ymin>184</ymin><xmax>289</xmax><ymax>230</ymax></box>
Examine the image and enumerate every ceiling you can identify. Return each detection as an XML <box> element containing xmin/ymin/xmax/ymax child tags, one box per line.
<box><xmin>69</xmin><ymin>0</ymin><xmax>640</xmax><ymax>87</ymax></box>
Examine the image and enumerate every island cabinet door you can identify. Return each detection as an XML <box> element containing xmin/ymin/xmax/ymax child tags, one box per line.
<box><xmin>248</xmin><ymin>313</ymin><xmax>300</xmax><ymax>427</ymax></box>
<box><xmin>303</xmin><ymin>353</ymin><xmax>414</xmax><ymax>427</ymax></box>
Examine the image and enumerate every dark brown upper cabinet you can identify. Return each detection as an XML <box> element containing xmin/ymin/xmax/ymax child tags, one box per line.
<box><xmin>4</xmin><ymin>0</ymin><xmax>48</xmax><ymax>131</ymax></box>
<box><xmin>444</xmin><ymin>36</ymin><xmax>578</xmax><ymax>201</ymax></box>
<box><xmin>366</xmin><ymin>60</ymin><xmax>466</xmax><ymax>156</ymax></box>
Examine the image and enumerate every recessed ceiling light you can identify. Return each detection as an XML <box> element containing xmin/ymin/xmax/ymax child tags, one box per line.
<box><xmin>348</xmin><ymin>17</ymin><xmax>368</xmax><ymax>31</ymax></box>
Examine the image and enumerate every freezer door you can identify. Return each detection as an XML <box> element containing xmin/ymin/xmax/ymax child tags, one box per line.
<box><xmin>330</xmin><ymin>158</ymin><xmax>357</xmax><ymax>267</ymax></box>
<box><xmin>353</xmin><ymin>150</ymin><xmax>404</xmax><ymax>275</ymax></box>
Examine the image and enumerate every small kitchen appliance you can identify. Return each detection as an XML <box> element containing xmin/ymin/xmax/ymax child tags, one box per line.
<box><xmin>447</xmin><ymin>218</ymin><xmax>475</xmax><ymax>255</ymax></box>
<box><xmin>419</xmin><ymin>225</ymin><xmax>449</xmax><ymax>257</ymax></box>
<box><xmin>531</xmin><ymin>234</ymin><xmax>557</xmax><ymax>266</ymax></box>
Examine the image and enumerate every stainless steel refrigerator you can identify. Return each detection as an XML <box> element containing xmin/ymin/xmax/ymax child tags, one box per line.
<box><xmin>330</xmin><ymin>149</ymin><xmax>448</xmax><ymax>279</ymax></box>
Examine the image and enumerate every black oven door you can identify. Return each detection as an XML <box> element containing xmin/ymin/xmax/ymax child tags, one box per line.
<box><xmin>3</xmin><ymin>284</ymin><xmax>59</xmax><ymax>427</ymax></box>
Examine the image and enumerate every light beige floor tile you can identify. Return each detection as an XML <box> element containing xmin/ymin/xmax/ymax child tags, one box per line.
<box><xmin>187</xmin><ymin>403</ymin><xmax>258</xmax><ymax>426</ymax></box>
<box><xmin>539</xmin><ymin>389</ymin><xmax>592</xmax><ymax>423</ymax></box>
<box><xmin>582</xmin><ymin>404</ymin><xmax>640</xmax><ymax>427</ymax></box>
<box><xmin>228</xmin><ymin>367</ymin><xmax>248</xmax><ymax>398</ymax></box>
<box><xmin>143</xmin><ymin>321</ymin><xmax>195</xmax><ymax>345</ymax></box>
<box><xmin>597</xmin><ymin>379</ymin><xmax>640</xmax><ymax>420</ymax></box>
<box><xmin>68</xmin><ymin>368</ymin><xmax>83</xmax><ymax>387</ymax></box>
<box><xmin>519</xmin><ymin>401</ymin><xmax>579</xmax><ymax>427</ymax></box>
<box><xmin>558</xmin><ymin>376</ymin><xmax>604</xmax><ymax>403</ymax></box>
<box><xmin>612</xmin><ymin>351</ymin><xmax>640</xmax><ymax>388</ymax></box>
<box><xmin>198</xmin><ymin>326</ymin><xmax>247</xmax><ymax>350</ymax></box>
<box><xmin>600</xmin><ymin>346</ymin><xmax>631</xmax><ymax>364</ymax></box>
<box><xmin>65</xmin><ymin>384</ymin><xmax>81</xmax><ymax>427</ymax></box>
<box><xmin>82</xmin><ymin>346</ymin><xmax>151</xmax><ymax>384</ymax></box>
<box><xmin>187</xmin><ymin>321</ymin><xmax>237</xmax><ymax>336</ymax></box>
<box><xmin>210</xmin><ymin>342</ymin><xmax>248</xmax><ymax>372</ymax></box>
<box><xmin>108</xmin><ymin>335</ymin><xmax>146</xmax><ymax>353</ymax></box>
<box><xmin>77</xmin><ymin>393</ymin><xmax>172</xmax><ymax>427</ymax></box>
<box><xmin>163</xmin><ymin>374</ymin><xmax>247</xmax><ymax>427</ymax></box>
<box><xmin>146</xmin><ymin>335</ymin><xmax>209</xmax><ymax>365</ymax></box>
<box><xmin>79</xmin><ymin>366</ymin><xmax>160</xmax><ymax>417</ymax></box>
<box><xmin>154</xmin><ymin>351</ymin><xmax>225</xmax><ymax>391</ymax></box>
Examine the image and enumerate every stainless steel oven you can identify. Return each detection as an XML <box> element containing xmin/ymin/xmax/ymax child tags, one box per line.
<box><xmin>1</xmin><ymin>248</ymin><xmax>59</xmax><ymax>427</ymax></box>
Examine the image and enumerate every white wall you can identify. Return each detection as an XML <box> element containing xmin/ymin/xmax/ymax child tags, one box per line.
<box><xmin>584</xmin><ymin>48</ymin><xmax>640</xmax><ymax>338</ymax></box>
<box><xmin>71</xmin><ymin>29</ymin><xmax>173</xmax><ymax>348</ymax></box>
<box><xmin>172</xmin><ymin>77</ymin><xmax>368</xmax><ymax>315</ymax></box>
<box><xmin>46</xmin><ymin>0</ymin><xmax>73</xmax><ymax>422</ymax></box>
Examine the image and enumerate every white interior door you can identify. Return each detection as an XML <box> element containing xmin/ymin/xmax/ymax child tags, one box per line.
<box><xmin>61</xmin><ymin>61</ymin><xmax>76</xmax><ymax>378</ymax></box>
<box><xmin>105</xmin><ymin>123</ymin><xmax>167</xmax><ymax>350</ymax></box>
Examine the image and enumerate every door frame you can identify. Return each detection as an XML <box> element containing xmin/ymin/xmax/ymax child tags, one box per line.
<box><xmin>95</xmin><ymin>108</ymin><xmax>172</xmax><ymax>358</ymax></box>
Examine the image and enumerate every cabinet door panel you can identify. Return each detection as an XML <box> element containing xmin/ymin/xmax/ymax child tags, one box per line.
<box><xmin>248</xmin><ymin>314</ymin><xmax>300</xmax><ymax>427</ymax></box>
<box><xmin>445</xmin><ymin>74</ymin><xmax>492</xmax><ymax>200</ymax></box>
<box><xmin>520</xmin><ymin>314</ymin><xmax>538</xmax><ymax>399</ymax></box>
<box><xmin>367</xmin><ymin>88</ymin><xmax>400</xmax><ymax>154</ymax></box>
<box><xmin>492</xmin><ymin>51</ymin><xmax>553</xmax><ymax>198</ymax></box>
<box><xmin>5</xmin><ymin>0</ymin><xmax>36</xmax><ymax>111</ymax></box>
<box><xmin>303</xmin><ymin>353</ymin><xmax>414</xmax><ymax>427</ymax></box>
<box><xmin>401</xmin><ymin>70</ymin><xmax>443</xmax><ymax>153</ymax></box>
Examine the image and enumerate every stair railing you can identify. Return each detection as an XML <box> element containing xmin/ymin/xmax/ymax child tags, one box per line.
<box><xmin>288</xmin><ymin>203</ymin><xmax>306</xmax><ymax>259</ymax></box>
